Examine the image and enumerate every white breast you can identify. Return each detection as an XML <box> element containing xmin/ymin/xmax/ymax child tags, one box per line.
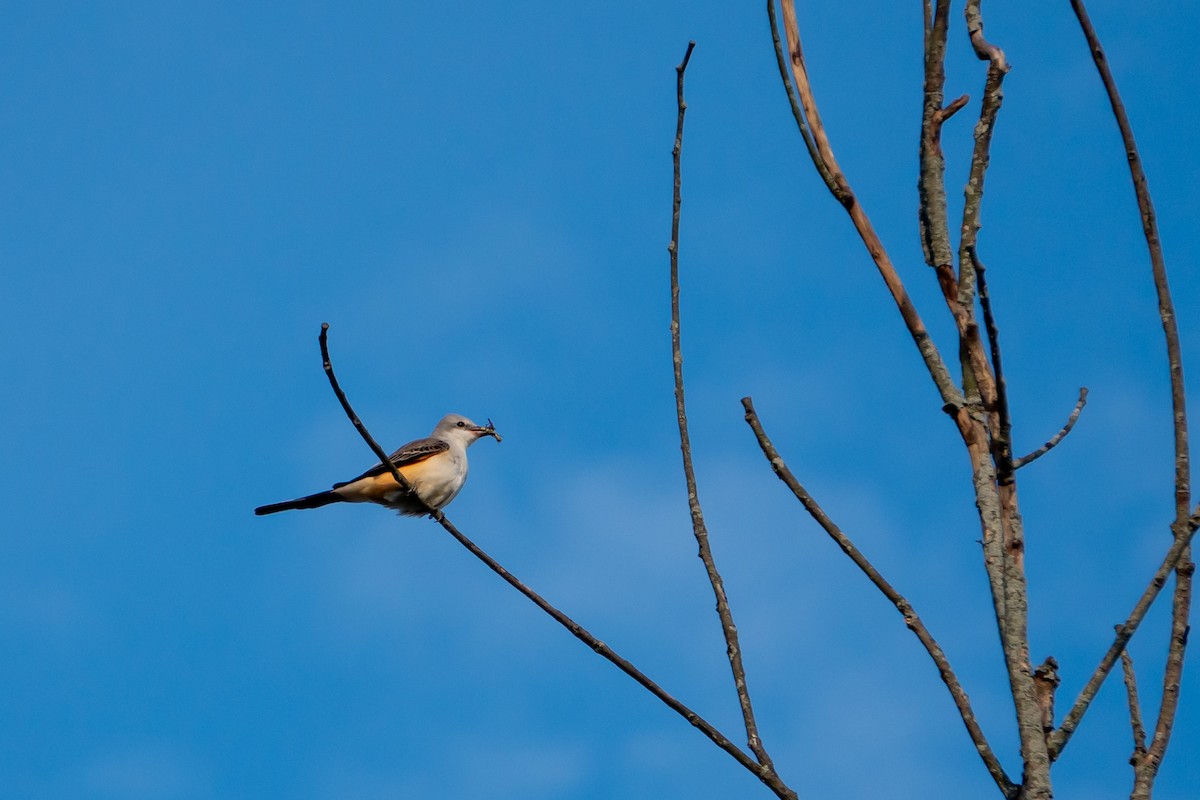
<box><xmin>408</xmin><ymin>447</ymin><xmax>469</xmax><ymax>509</ymax></box>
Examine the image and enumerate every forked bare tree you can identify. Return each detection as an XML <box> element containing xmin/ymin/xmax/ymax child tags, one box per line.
<box><xmin>307</xmin><ymin>4</ymin><xmax>1195</xmax><ymax>799</ymax></box>
<box><xmin>751</xmin><ymin>1</ymin><xmax>1194</xmax><ymax>797</ymax></box>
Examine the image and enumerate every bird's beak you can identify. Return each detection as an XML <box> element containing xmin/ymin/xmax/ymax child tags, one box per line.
<box><xmin>472</xmin><ymin>419</ymin><xmax>502</xmax><ymax>442</ymax></box>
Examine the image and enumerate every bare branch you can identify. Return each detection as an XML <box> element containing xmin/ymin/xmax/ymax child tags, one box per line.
<box><xmin>954</xmin><ymin>8</ymin><xmax>1010</xmax><ymax>406</ymax></box>
<box><xmin>1148</xmin><ymin>563</ymin><xmax>1194</xmax><ymax>781</ymax></box>
<box><xmin>913</xmin><ymin>0</ymin><xmax>1002</xmax><ymax>470</ymax></box>
<box><xmin>953</xmin><ymin>8</ymin><xmax>1051</xmax><ymax>796</ymax></box>
<box><xmin>913</xmin><ymin>12</ymin><xmax>1022</xmax><ymax>746</ymax></box>
<box><xmin>1120</xmin><ymin>645</ymin><xmax>1149</xmax><ymax>761</ymax></box>
<box><xmin>317</xmin><ymin>323</ymin><xmax>793</xmax><ymax>798</ymax></box>
<box><xmin>1048</xmin><ymin>504</ymin><xmax>1200</xmax><ymax>759</ymax></box>
<box><xmin>770</xmin><ymin>0</ymin><xmax>964</xmax><ymax>414</ymax></box>
<box><xmin>741</xmin><ymin>396</ymin><xmax>1017</xmax><ymax>798</ymax></box>
<box><xmin>954</xmin><ymin>0</ymin><xmax>1009</xmax><ymax>326</ymax></box>
<box><xmin>1068</xmin><ymin>2</ymin><xmax>1192</xmax><ymax>786</ymax></box>
<box><xmin>668</xmin><ymin>43</ymin><xmax>786</xmax><ymax>786</ymax></box>
<box><xmin>766</xmin><ymin>0</ymin><xmax>833</xmax><ymax>190</ymax></box>
<box><xmin>953</xmin><ymin>14</ymin><xmax>1012</xmax><ymax>493</ymax></box>
<box><xmin>1067</xmin><ymin>1</ymin><xmax>1189</xmax><ymax>510</ymax></box>
<box><xmin>937</xmin><ymin>94</ymin><xmax>970</xmax><ymax>125</ymax></box>
<box><xmin>319</xmin><ymin>323</ymin><xmax>423</xmax><ymax>507</ymax></box>
<box><xmin>1012</xmin><ymin>389</ymin><xmax>1089</xmax><ymax>470</ymax></box>
<box><xmin>972</xmin><ymin>248</ymin><xmax>1014</xmax><ymax>481</ymax></box>
<box><xmin>772</xmin><ymin>4</ymin><xmax>1048</xmax><ymax>789</ymax></box>
<box><xmin>917</xmin><ymin>0</ymin><xmax>955</xmax><ymax>282</ymax></box>
<box><xmin>965</xmin><ymin>0</ymin><xmax>1008</xmax><ymax>68</ymax></box>
<box><xmin>432</xmin><ymin>514</ymin><xmax>803</xmax><ymax>797</ymax></box>
<box><xmin>956</xmin><ymin>55</ymin><xmax>1007</xmax><ymax>310</ymax></box>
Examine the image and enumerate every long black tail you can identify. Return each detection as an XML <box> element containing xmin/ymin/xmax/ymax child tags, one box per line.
<box><xmin>255</xmin><ymin>491</ymin><xmax>343</xmax><ymax>516</ymax></box>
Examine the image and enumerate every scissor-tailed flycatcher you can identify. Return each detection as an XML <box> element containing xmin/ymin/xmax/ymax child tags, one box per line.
<box><xmin>255</xmin><ymin>414</ymin><xmax>501</xmax><ymax>517</ymax></box>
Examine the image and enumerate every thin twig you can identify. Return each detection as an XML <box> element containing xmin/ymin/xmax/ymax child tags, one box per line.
<box><xmin>1048</xmin><ymin>503</ymin><xmax>1200</xmax><ymax>759</ymax></box>
<box><xmin>1012</xmin><ymin>389</ymin><xmax>1089</xmax><ymax>470</ymax></box>
<box><xmin>938</xmin><ymin>95</ymin><xmax>971</xmax><ymax>125</ymax></box>
<box><xmin>316</xmin><ymin>323</ymin><xmax>793</xmax><ymax>798</ymax></box>
<box><xmin>972</xmin><ymin>249</ymin><xmax>1014</xmax><ymax>482</ymax></box>
<box><xmin>432</xmin><ymin>515</ymin><xmax>796</xmax><ymax>796</ymax></box>
<box><xmin>1120</xmin><ymin>644</ymin><xmax>1148</xmax><ymax>761</ymax></box>
<box><xmin>429</xmin><ymin>518</ymin><xmax>778</xmax><ymax>786</ymax></box>
<box><xmin>741</xmin><ymin>397</ymin><xmax>1016</xmax><ymax>798</ymax></box>
<box><xmin>1067</xmin><ymin>4</ymin><xmax>1188</xmax><ymax>507</ymax></box>
<box><xmin>1068</xmin><ymin>2</ymin><xmax>1192</xmax><ymax>787</ymax></box>
<box><xmin>319</xmin><ymin>323</ymin><xmax>423</xmax><ymax>506</ymax></box>
<box><xmin>669</xmin><ymin>42</ymin><xmax>786</xmax><ymax>786</ymax></box>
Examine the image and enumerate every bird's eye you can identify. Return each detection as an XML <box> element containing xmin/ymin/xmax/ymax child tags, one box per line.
<box><xmin>456</xmin><ymin>421</ymin><xmax>465</xmax><ymax>427</ymax></box>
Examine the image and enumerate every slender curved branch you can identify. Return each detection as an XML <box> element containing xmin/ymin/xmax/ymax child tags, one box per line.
<box><xmin>741</xmin><ymin>396</ymin><xmax>1016</xmax><ymax>798</ymax></box>
<box><xmin>1067</xmin><ymin>0</ymin><xmax>1190</xmax><ymax>516</ymax></box>
<box><xmin>429</xmin><ymin>517</ymin><xmax>779</xmax><ymax>787</ymax></box>
<box><xmin>1012</xmin><ymin>389</ymin><xmax>1089</xmax><ymax>470</ymax></box>
<box><xmin>769</xmin><ymin>0</ymin><xmax>964</xmax><ymax>415</ymax></box>
<box><xmin>669</xmin><ymin>43</ymin><xmax>788</xmax><ymax>788</ymax></box>
<box><xmin>1068</xmin><ymin>2</ymin><xmax>1192</xmax><ymax>786</ymax></box>
<box><xmin>766</xmin><ymin>0</ymin><xmax>832</xmax><ymax>190</ymax></box>
<box><xmin>319</xmin><ymin>323</ymin><xmax>422</xmax><ymax>505</ymax></box>
<box><xmin>317</xmin><ymin>323</ymin><xmax>794</xmax><ymax>798</ymax></box>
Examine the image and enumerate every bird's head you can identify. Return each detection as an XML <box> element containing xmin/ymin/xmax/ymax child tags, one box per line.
<box><xmin>435</xmin><ymin>414</ymin><xmax>502</xmax><ymax>445</ymax></box>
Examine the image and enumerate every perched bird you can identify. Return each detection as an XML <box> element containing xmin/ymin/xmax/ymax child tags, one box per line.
<box><xmin>255</xmin><ymin>414</ymin><xmax>501</xmax><ymax>517</ymax></box>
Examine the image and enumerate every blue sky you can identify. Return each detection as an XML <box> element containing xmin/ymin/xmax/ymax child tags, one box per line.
<box><xmin>2</xmin><ymin>2</ymin><xmax>1197</xmax><ymax>798</ymax></box>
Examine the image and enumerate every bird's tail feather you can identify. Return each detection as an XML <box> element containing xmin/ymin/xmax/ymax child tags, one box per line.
<box><xmin>255</xmin><ymin>491</ymin><xmax>343</xmax><ymax>516</ymax></box>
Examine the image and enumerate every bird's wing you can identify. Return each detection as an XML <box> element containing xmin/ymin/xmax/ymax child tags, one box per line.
<box><xmin>334</xmin><ymin>437</ymin><xmax>449</xmax><ymax>486</ymax></box>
